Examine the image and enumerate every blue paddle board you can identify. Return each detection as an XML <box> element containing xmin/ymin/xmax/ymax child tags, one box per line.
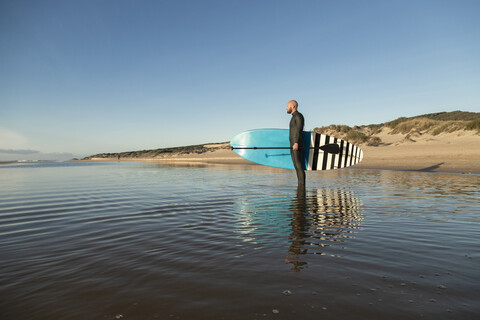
<box><xmin>230</xmin><ymin>129</ymin><xmax>363</xmax><ymax>170</ymax></box>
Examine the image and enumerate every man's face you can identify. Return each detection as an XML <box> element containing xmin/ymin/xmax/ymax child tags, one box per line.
<box><xmin>286</xmin><ymin>102</ymin><xmax>294</xmax><ymax>114</ymax></box>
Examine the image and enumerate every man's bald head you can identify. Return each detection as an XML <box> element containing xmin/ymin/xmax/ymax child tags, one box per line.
<box><xmin>286</xmin><ymin>100</ymin><xmax>298</xmax><ymax>114</ymax></box>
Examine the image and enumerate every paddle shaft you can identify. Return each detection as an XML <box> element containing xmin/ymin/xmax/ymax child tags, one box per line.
<box><xmin>231</xmin><ymin>143</ymin><xmax>340</xmax><ymax>154</ymax></box>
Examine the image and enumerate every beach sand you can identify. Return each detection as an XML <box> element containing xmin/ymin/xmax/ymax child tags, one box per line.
<box><xmin>87</xmin><ymin>130</ymin><xmax>480</xmax><ymax>174</ymax></box>
<box><xmin>355</xmin><ymin>129</ymin><xmax>480</xmax><ymax>174</ymax></box>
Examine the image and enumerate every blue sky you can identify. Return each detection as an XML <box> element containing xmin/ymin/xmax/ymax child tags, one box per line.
<box><xmin>1</xmin><ymin>0</ymin><xmax>479</xmax><ymax>160</ymax></box>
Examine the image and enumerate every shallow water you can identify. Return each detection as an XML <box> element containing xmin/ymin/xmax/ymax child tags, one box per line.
<box><xmin>1</xmin><ymin>161</ymin><xmax>479</xmax><ymax>319</ymax></box>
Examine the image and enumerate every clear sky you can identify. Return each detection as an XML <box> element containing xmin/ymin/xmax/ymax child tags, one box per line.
<box><xmin>1</xmin><ymin>0</ymin><xmax>479</xmax><ymax>160</ymax></box>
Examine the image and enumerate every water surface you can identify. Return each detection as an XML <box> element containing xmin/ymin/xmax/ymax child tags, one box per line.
<box><xmin>1</xmin><ymin>162</ymin><xmax>479</xmax><ymax>319</ymax></box>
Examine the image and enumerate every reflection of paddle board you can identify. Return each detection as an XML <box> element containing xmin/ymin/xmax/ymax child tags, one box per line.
<box><xmin>233</xmin><ymin>188</ymin><xmax>363</xmax><ymax>246</ymax></box>
<box><xmin>230</xmin><ymin>129</ymin><xmax>363</xmax><ymax>170</ymax></box>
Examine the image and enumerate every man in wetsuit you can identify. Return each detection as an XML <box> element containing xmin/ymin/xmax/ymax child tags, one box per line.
<box><xmin>286</xmin><ymin>100</ymin><xmax>305</xmax><ymax>186</ymax></box>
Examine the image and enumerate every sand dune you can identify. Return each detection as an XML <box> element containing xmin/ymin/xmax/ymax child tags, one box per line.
<box><xmin>355</xmin><ymin>128</ymin><xmax>480</xmax><ymax>174</ymax></box>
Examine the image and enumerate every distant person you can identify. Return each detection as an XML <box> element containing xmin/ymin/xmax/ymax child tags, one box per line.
<box><xmin>286</xmin><ymin>100</ymin><xmax>305</xmax><ymax>186</ymax></box>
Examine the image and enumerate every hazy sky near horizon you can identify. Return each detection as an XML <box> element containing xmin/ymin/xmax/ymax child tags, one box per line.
<box><xmin>1</xmin><ymin>0</ymin><xmax>479</xmax><ymax>160</ymax></box>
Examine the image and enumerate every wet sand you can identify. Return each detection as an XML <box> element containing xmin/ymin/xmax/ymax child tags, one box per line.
<box><xmin>86</xmin><ymin>130</ymin><xmax>480</xmax><ymax>174</ymax></box>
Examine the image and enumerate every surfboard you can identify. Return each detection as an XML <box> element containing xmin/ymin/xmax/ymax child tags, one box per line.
<box><xmin>230</xmin><ymin>129</ymin><xmax>363</xmax><ymax>170</ymax></box>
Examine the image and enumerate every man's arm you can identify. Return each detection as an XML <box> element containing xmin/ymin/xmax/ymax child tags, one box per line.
<box><xmin>291</xmin><ymin>115</ymin><xmax>304</xmax><ymax>150</ymax></box>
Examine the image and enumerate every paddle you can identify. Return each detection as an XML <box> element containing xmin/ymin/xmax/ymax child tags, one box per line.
<box><xmin>231</xmin><ymin>143</ymin><xmax>340</xmax><ymax>154</ymax></box>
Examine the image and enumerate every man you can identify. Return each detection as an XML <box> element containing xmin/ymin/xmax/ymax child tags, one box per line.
<box><xmin>286</xmin><ymin>100</ymin><xmax>305</xmax><ymax>186</ymax></box>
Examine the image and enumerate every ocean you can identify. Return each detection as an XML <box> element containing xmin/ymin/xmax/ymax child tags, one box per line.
<box><xmin>1</xmin><ymin>161</ymin><xmax>479</xmax><ymax>319</ymax></box>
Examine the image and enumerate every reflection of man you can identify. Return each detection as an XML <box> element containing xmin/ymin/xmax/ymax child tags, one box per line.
<box><xmin>286</xmin><ymin>100</ymin><xmax>305</xmax><ymax>186</ymax></box>
<box><xmin>285</xmin><ymin>187</ymin><xmax>363</xmax><ymax>272</ymax></box>
<box><xmin>285</xmin><ymin>185</ymin><xmax>308</xmax><ymax>272</ymax></box>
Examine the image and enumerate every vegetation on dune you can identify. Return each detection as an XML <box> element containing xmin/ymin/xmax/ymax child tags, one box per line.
<box><xmin>387</xmin><ymin>117</ymin><xmax>480</xmax><ymax>135</ymax></box>
<box><xmin>314</xmin><ymin>125</ymin><xmax>382</xmax><ymax>146</ymax></box>
<box><xmin>83</xmin><ymin>142</ymin><xmax>229</xmax><ymax>160</ymax></box>
<box><xmin>385</xmin><ymin>111</ymin><xmax>480</xmax><ymax>131</ymax></box>
<box><xmin>414</xmin><ymin>111</ymin><xmax>479</xmax><ymax>121</ymax></box>
<box><xmin>466</xmin><ymin>119</ymin><xmax>480</xmax><ymax>131</ymax></box>
<box><xmin>314</xmin><ymin>110</ymin><xmax>479</xmax><ymax>147</ymax></box>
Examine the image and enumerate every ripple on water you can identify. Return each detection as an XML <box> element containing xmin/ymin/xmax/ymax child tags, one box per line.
<box><xmin>1</xmin><ymin>162</ymin><xmax>479</xmax><ymax>319</ymax></box>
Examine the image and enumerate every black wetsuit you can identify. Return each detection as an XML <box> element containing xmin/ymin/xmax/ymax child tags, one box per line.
<box><xmin>289</xmin><ymin>111</ymin><xmax>305</xmax><ymax>185</ymax></box>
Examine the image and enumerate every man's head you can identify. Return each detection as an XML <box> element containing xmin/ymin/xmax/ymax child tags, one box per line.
<box><xmin>286</xmin><ymin>100</ymin><xmax>298</xmax><ymax>114</ymax></box>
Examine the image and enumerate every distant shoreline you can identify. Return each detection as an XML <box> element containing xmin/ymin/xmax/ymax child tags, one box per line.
<box><xmin>0</xmin><ymin>161</ymin><xmax>18</xmax><ymax>165</ymax></box>
<box><xmin>0</xmin><ymin>160</ymin><xmax>56</xmax><ymax>165</ymax></box>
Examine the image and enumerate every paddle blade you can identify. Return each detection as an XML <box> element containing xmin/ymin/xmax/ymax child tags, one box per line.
<box><xmin>319</xmin><ymin>143</ymin><xmax>340</xmax><ymax>154</ymax></box>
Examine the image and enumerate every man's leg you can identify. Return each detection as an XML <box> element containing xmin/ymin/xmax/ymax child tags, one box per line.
<box><xmin>291</xmin><ymin>150</ymin><xmax>305</xmax><ymax>186</ymax></box>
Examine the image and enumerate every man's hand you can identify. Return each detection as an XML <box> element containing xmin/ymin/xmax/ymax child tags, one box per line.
<box><xmin>292</xmin><ymin>143</ymin><xmax>299</xmax><ymax>151</ymax></box>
